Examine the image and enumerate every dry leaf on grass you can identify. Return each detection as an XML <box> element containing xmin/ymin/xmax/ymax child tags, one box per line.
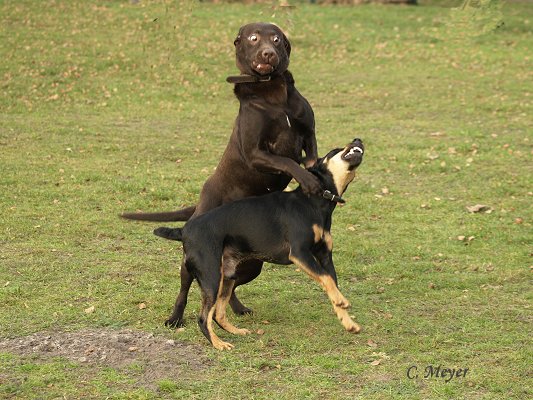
<box><xmin>466</xmin><ymin>204</ymin><xmax>493</xmax><ymax>213</ymax></box>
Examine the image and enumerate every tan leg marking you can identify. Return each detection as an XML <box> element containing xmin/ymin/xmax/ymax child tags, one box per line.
<box><xmin>215</xmin><ymin>279</ymin><xmax>251</xmax><ymax>336</ymax></box>
<box><xmin>312</xmin><ymin>224</ymin><xmax>324</xmax><ymax>243</ymax></box>
<box><xmin>289</xmin><ymin>255</ymin><xmax>360</xmax><ymax>334</ymax></box>
<box><xmin>333</xmin><ymin>305</ymin><xmax>361</xmax><ymax>333</ymax></box>
<box><xmin>324</xmin><ymin>231</ymin><xmax>333</xmax><ymax>251</ymax></box>
<box><xmin>312</xmin><ymin>224</ymin><xmax>333</xmax><ymax>251</ymax></box>
<box><xmin>205</xmin><ymin>266</ymin><xmax>235</xmax><ymax>350</ymax></box>
<box><xmin>206</xmin><ymin>304</ymin><xmax>234</xmax><ymax>350</ymax></box>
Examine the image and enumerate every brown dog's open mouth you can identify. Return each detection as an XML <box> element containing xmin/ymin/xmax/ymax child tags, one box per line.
<box><xmin>252</xmin><ymin>61</ymin><xmax>274</xmax><ymax>75</ymax></box>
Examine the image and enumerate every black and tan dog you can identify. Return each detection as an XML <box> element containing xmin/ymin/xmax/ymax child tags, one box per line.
<box><xmin>154</xmin><ymin>139</ymin><xmax>364</xmax><ymax>350</ymax></box>
<box><xmin>122</xmin><ymin>23</ymin><xmax>320</xmax><ymax>325</ymax></box>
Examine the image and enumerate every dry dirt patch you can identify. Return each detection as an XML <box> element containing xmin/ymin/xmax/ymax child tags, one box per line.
<box><xmin>0</xmin><ymin>328</ymin><xmax>211</xmax><ymax>387</ymax></box>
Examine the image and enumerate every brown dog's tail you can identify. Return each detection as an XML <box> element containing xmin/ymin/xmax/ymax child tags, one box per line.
<box><xmin>121</xmin><ymin>205</ymin><xmax>196</xmax><ymax>222</ymax></box>
<box><xmin>153</xmin><ymin>227</ymin><xmax>183</xmax><ymax>241</ymax></box>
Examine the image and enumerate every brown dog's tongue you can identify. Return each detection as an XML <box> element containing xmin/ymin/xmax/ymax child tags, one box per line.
<box><xmin>255</xmin><ymin>63</ymin><xmax>274</xmax><ymax>74</ymax></box>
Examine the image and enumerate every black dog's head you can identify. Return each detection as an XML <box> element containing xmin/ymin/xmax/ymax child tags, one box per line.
<box><xmin>315</xmin><ymin>138</ymin><xmax>364</xmax><ymax>197</ymax></box>
<box><xmin>234</xmin><ymin>22</ymin><xmax>291</xmax><ymax>77</ymax></box>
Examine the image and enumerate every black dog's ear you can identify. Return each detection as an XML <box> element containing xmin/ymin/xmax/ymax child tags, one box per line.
<box><xmin>282</xmin><ymin>32</ymin><xmax>291</xmax><ymax>57</ymax></box>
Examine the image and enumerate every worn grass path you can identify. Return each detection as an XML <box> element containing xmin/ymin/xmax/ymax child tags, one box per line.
<box><xmin>1</xmin><ymin>1</ymin><xmax>531</xmax><ymax>398</ymax></box>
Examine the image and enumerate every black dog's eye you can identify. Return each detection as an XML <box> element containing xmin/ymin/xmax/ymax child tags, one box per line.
<box><xmin>249</xmin><ymin>34</ymin><xmax>258</xmax><ymax>42</ymax></box>
<box><xmin>272</xmin><ymin>35</ymin><xmax>280</xmax><ymax>44</ymax></box>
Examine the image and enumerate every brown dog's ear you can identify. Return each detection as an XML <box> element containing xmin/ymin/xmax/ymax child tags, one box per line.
<box><xmin>234</xmin><ymin>26</ymin><xmax>244</xmax><ymax>46</ymax></box>
<box><xmin>282</xmin><ymin>32</ymin><xmax>291</xmax><ymax>57</ymax></box>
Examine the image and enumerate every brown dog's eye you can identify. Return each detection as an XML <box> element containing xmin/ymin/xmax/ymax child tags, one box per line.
<box><xmin>272</xmin><ymin>35</ymin><xmax>280</xmax><ymax>44</ymax></box>
<box><xmin>249</xmin><ymin>34</ymin><xmax>258</xmax><ymax>42</ymax></box>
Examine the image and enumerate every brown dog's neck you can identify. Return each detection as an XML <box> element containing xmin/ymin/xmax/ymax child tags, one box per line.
<box><xmin>232</xmin><ymin>71</ymin><xmax>294</xmax><ymax>105</ymax></box>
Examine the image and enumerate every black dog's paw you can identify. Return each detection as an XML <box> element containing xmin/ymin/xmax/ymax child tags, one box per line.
<box><xmin>165</xmin><ymin>317</ymin><xmax>185</xmax><ymax>329</ymax></box>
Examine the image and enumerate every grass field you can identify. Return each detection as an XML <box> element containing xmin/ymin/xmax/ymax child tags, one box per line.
<box><xmin>1</xmin><ymin>0</ymin><xmax>531</xmax><ymax>399</ymax></box>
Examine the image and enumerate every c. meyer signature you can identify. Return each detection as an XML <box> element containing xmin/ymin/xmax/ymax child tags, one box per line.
<box><xmin>407</xmin><ymin>365</ymin><xmax>469</xmax><ymax>383</ymax></box>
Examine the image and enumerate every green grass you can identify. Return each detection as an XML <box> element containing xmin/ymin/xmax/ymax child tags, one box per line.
<box><xmin>1</xmin><ymin>0</ymin><xmax>531</xmax><ymax>399</ymax></box>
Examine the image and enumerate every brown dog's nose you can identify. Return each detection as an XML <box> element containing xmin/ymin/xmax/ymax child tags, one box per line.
<box><xmin>261</xmin><ymin>48</ymin><xmax>276</xmax><ymax>62</ymax></box>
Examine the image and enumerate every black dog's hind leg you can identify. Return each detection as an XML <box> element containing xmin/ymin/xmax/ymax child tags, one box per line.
<box><xmin>215</xmin><ymin>278</ymin><xmax>252</xmax><ymax>335</ymax></box>
<box><xmin>192</xmin><ymin>257</ymin><xmax>235</xmax><ymax>350</ymax></box>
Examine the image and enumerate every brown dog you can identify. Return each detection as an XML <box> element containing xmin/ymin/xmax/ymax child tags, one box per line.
<box><xmin>123</xmin><ymin>23</ymin><xmax>320</xmax><ymax>327</ymax></box>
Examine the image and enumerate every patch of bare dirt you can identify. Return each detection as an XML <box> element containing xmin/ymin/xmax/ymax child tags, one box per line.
<box><xmin>0</xmin><ymin>328</ymin><xmax>211</xmax><ymax>388</ymax></box>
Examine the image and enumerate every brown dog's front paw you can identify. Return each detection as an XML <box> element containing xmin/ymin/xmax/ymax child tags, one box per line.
<box><xmin>299</xmin><ymin>171</ymin><xmax>322</xmax><ymax>196</ymax></box>
<box><xmin>165</xmin><ymin>318</ymin><xmax>185</xmax><ymax>329</ymax></box>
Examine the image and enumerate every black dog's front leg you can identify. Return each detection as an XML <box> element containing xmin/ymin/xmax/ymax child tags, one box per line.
<box><xmin>289</xmin><ymin>247</ymin><xmax>360</xmax><ymax>333</ymax></box>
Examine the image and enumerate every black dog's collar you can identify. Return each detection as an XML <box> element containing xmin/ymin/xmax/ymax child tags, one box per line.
<box><xmin>322</xmin><ymin>190</ymin><xmax>345</xmax><ymax>204</ymax></box>
<box><xmin>226</xmin><ymin>74</ymin><xmax>271</xmax><ymax>84</ymax></box>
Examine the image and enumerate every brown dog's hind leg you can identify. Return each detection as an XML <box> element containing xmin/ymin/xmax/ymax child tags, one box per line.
<box><xmin>165</xmin><ymin>259</ymin><xmax>194</xmax><ymax>328</ymax></box>
<box><xmin>215</xmin><ymin>279</ymin><xmax>251</xmax><ymax>336</ymax></box>
<box><xmin>229</xmin><ymin>259</ymin><xmax>263</xmax><ymax>315</ymax></box>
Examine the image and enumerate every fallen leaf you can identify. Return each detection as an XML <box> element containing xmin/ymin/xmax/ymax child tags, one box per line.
<box><xmin>428</xmin><ymin>282</ymin><xmax>436</xmax><ymax>289</ymax></box>
<box><xmin>466</xmin><ymin>204</ymin><xmax>492</xmax><ymax>213</ymax></box>
<box><xmin>367</xmin><ymin>339</ymin><xmax>378</xmax><ymax>348</ymax></box>
<box><xmin>371</xmin><ymin>359</ymin><xmax>381</xmax><ymax>366</ymax></box>
<box><xmin>515</xmin><ymin>218</ymin><xmax>523</xmax><ymax>224</ymax></box>
<box><xmin>84</xmin><ymin>306</ymin><xmax>95</xmax><ymax>314</ymax></box>
<box><xmin>138</xmin><ymin>302</ymin><xmax>146</xmax><ymax>310</ymax></box>
<box><xmin>128</xmin><ymin>346</ymin><xmax>138</xmax><ymax>352</ymax></box>
<box><xmin>257</xmin><ymin>329</ymin><xmax>265</xmax><ymax>335</ymax></box>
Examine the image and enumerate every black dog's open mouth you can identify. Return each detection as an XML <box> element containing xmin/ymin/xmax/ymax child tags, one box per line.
<box><xmin>252</xmin><ymin>61</ymin><xmax>274</xmax><ymax>75</ymax></box>
<box><xmin>342</xmin><ymin>145</ymin><xmax>364</xmax><ymax>160</ymax></box>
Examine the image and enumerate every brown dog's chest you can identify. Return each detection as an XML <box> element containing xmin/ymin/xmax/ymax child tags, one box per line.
<box><xmin>265</xmin><ymin>118</ymin><xmax>303</xmax><ymax>159</ymax></box>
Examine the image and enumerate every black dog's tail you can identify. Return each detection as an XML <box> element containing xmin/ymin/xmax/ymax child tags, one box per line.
<box><xmin>153</xmin><ymin>227</ymin><xmax>183</xmax><ymax>241</ymax></box>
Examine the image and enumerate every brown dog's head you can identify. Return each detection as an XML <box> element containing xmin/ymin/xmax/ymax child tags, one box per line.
<box><xmin>234</xmin><ymin>22</ymin><xmax>291</xmax><ymax>77</ymax></box>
